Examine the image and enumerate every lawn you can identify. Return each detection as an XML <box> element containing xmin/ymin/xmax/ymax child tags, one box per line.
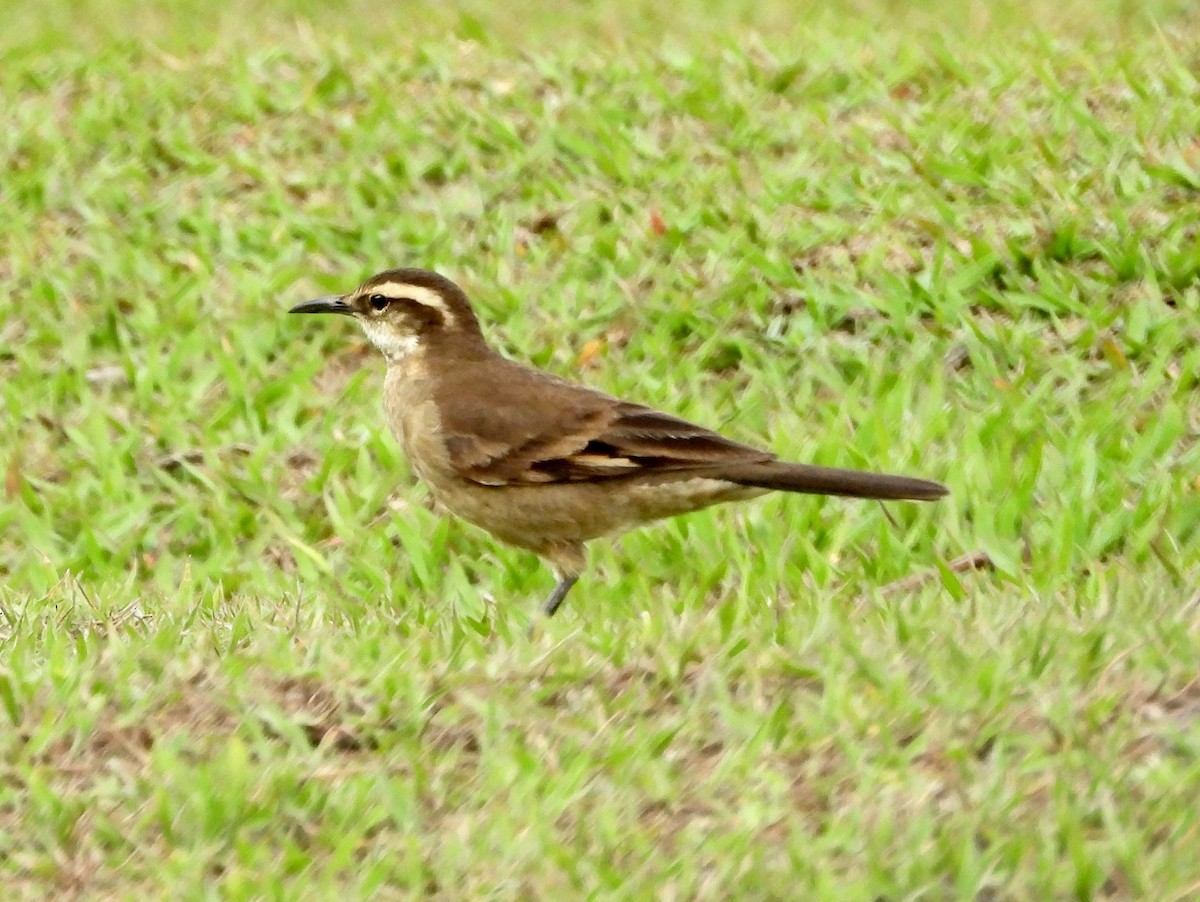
<box><xmin>2</xmin><ymin>0</ymin><xmax>1199</xmax><ymax>898</ymax></box>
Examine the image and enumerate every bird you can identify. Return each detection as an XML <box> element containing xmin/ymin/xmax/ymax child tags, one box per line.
<box><xmin>289</xmin><ymin>268</ymin><xmax>948</xmax><ymax>619</ymax></box>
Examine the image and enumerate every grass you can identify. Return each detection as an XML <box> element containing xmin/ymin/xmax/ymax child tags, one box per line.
<box><xmin>2</xmin><ymin>0</ymin><xmax>1199</xmax><ymax>897</ymax></box>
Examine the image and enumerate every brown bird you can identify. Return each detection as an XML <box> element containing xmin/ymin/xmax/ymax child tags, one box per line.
<box><xmin>290</xmin><ymin>269</ymin><xmax>948</xmax><ymax>618</ymax></box>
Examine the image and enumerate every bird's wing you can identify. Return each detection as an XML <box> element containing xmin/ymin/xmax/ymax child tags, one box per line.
<box><xmin>435</xmin><ymin>359</ymin><xmax>774</xmax><ymax>486</ymax></box>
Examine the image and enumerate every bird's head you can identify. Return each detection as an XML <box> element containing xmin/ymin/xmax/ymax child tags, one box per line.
<box><xmin>290</xmin><ymin>268</ymin><xmax>485</xmax><ymax>363</ymax></box>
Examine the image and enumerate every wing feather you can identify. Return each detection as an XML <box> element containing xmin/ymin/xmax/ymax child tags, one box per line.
<box><xmin>434</xmin><ymin>358</ymin><xmax>772</xmax><ymax>486</ymax></box>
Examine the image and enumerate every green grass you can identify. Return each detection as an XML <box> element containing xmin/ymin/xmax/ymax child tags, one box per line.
<box><xmin>2</xmin><ymin>1</ymin><xmax>1200</xmax><ymax>897</ymax></box>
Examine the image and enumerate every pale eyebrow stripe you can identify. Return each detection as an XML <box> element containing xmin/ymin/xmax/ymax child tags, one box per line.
<box><xmin>359</xmin><ymin>282</ymin><xmax>454</xmax><ymax>324</ymax></box>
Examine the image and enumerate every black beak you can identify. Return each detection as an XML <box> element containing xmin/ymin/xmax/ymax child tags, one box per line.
<box><xmin>289</xmin><ymin>296</ymin><xmax>354</xmax><ymax>316</ymax></box>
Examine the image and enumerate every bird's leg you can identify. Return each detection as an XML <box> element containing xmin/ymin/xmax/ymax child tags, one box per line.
<box><xmin>536</xmin><ymin>541</ymin><xmax>586</xmax><ymax>618</ymax></box>
<box><xmin>541</xmin><ymin>575</ymin><xmax>580</xmax><ymax>617</ymax></box>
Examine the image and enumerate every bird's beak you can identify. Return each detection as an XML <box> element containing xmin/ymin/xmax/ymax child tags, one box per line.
<box><xmin>289</xmin><ymin>296</ymin><xmax>354</xmax><ymax>316</ymax></box>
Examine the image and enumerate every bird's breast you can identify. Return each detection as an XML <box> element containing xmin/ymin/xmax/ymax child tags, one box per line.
<box><xmin>382</xmin><ymin>362</ymin><xmax>467</xmax><ymax>497</ymax></box>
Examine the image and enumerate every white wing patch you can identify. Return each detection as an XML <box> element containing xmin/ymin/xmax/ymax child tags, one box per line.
<box><xmin>568</xmin><ymin>454</ymin><xmax>641</xmax><ymax>470</ymax></box>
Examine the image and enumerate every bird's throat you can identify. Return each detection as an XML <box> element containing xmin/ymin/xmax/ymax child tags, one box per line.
<box><xmin>360</xmin><ymin>321</ymin><xmax>423</xmax><ymax>365</ymax></box>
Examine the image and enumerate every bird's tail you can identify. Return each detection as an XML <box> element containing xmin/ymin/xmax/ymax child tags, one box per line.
<box><xmin>717</xmin><ymin>461</ymin><xmax>948</xmax><ymax>501</ymax></box>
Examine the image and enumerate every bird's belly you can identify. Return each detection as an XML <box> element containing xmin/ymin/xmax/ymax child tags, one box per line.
<box><xmin>429</xmin><ymin>475</ymin><xmax>767</xmax><ymax>552</ymax></box>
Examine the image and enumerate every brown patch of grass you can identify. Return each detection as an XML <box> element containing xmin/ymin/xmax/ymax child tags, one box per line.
<box><xmin>1122</xmin><ymin>677</ymin><xmax>1200</xmax><ymax>756</ymax></box>
<box><xmin>18</xmin><ymin>667</ymin><xmax>394</xmax><ymax>790</ymax></box>
<box><xmin>27</xmin><ymin>671</ymin><xmax>236</xmax><ymax>783</ymax></box>
<box><xmin>267</xmin><ymin>674</ymin><xmax>374</xmax><ymax>751</ymax></box>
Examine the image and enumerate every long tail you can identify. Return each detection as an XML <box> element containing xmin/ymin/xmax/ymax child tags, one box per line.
<box><xmin>717</xmin><ymin>461</ymin><xmax>948</xmax><ymax>501</ymax></box>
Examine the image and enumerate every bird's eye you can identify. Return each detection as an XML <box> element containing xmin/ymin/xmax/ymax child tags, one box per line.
<box><xmin>368</xmin><ymin>294</ymin><xmax>389</xmax><ymax>311</ymax></box>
